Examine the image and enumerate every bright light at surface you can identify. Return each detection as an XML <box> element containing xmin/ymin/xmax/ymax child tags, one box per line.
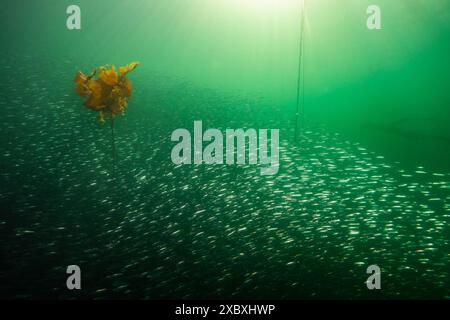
<box><xmin>247</xmin><ymin>0</ymin><xmax>277</xmax><ymax>9</ymax></box>
<box><xmin>230</xmin><ymin>0</ymin><xmax>299</xmax><ymax>13</ymax></box>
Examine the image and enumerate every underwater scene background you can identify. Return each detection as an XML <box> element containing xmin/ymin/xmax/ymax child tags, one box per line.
<box><xmin>0</xmin><ymin>0</ymin><xmax>449</xmax><ymax>299</ymax></box>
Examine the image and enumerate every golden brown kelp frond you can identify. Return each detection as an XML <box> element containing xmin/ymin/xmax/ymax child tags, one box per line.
<box><xmin>74</xmin><ymin>62</ymin><xmax>139</xmax><ymax>124</ymax></box>
<box><xmin>84</xmin><ymin>79</ymin><xmax>109</xmax><ymax>110</ymax></box>
<box><xmin>74</xmin><ymin>72</ymin><xmax>90</xmax><ymax>96</ymax></box>
<box><xmin>120</xmin><ymin>78</ymin><xmax>133</xmax><ymax>97</ymax></box>
<box><xmin>99</xmin><ymin>65</ymin><xmax>119</xmax><ymax>86</ymax></box>
<box><xmin>74</xmin><ymin>68</ymin><xmax>97</xmax><ymax>96</ymax></box>
<box><xmin>119</xmin><ymin>62</ymin><xmax>139</xmax><ymax>76</ymax></box>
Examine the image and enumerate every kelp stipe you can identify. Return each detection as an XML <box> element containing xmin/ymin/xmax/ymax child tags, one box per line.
<box><xmin>294</xmin><ymin>0</ymin><xmax>306</xmax><ymax>141</ymax></box>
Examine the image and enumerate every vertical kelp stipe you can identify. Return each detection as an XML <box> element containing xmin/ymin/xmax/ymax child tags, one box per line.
<box><xmin>294</xmin><ymin>0</ymin><xmax>306</xmax><ymax>141</ymax></box>
<box><xmin>74</xmin><ymin>61</ymin><xmax>139</xmax><ymax>176</ymax></box>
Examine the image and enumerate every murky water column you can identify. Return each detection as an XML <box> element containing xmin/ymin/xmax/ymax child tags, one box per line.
<box><xmin>0</xmin><ymin>55</ymin><xmax>448</xmax><ymax>299</ymax></box>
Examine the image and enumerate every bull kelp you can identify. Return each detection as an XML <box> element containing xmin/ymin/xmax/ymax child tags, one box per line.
<box><xmin>0</xmin><ymin>0</ymin><xmax>449</xmax><ymax>299</ymax></box>
<box><xmin>75</xmin><ymin>62</ymin><xmax>139</xmax><ymax>124</ymax></box>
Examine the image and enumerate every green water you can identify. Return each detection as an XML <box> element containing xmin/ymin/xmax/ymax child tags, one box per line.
<box><xmin>0</xmin><ymin>0</ymin><xmax>449</xmax><ymax>299</ymax></box>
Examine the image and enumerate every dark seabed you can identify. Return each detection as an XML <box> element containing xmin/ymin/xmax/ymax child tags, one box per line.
<box><xmin>0</xmin><ymin>55</ymin><xmax>448</xmax><ymax>299</ymax></box>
